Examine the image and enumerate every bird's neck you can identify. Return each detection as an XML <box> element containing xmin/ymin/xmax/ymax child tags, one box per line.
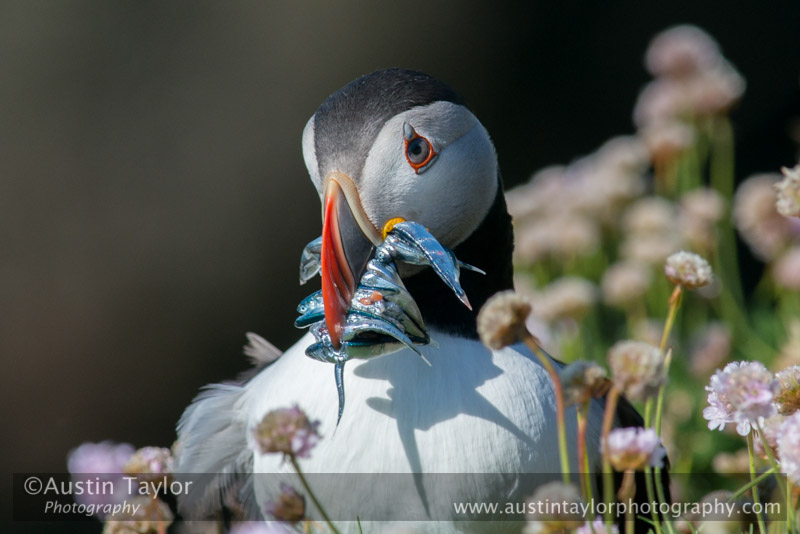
<box><xmin>402</xmin><ymin>178</ymin><xmax>514</xmax><ymax>339</ymax></box>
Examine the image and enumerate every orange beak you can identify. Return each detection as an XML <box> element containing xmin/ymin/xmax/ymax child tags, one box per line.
<box><xmin>320</xmin><ymin>173</ymin><xmax>381</xmax><ymax>349</ymax></box>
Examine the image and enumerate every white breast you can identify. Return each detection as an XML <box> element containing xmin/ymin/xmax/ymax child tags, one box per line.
<box><xmin>238</xmin><ymin>330</ymin><xmax>604</xmax><ymax>533</ymax></box>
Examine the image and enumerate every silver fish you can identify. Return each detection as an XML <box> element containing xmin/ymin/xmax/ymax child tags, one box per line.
<box><xmin>296</xmin><ymin>220</ymin><xmax>482</xmax><ymax>423</ymax></box>
<box><xmin>350</xmin><ymin>289</ymin><xmax>427</xmax><ymax>342</ymax></box>
<box><xmin>294</xmin><ymin>290</ymin><xmax>324</xmax><ymax>328</ymax></box>
<box><xmin>385</xmin><ymin>222</ymin><xmax>473</xmax><ymax>309</ymax></box>
<box><xmin>298</xmin><ymin>236</ymin><xmax>322</xmax><ymax>285</ymax></box>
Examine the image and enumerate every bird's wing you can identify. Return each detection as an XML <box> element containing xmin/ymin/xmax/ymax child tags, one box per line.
<box><xmin>174</xmin><ymin>332</ymin><xmax>316</xmax><ymax>521</ymax></box>
<box><xmin>174</xmin><ymin>381</ymin><xmax>261</xmax><ymax>520</ymax></box>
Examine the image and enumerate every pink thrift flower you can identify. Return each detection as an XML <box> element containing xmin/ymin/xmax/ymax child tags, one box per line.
<box><xmin>703</xmin><ymin>361</ymin><xmax>778</xmax><ymax>435</ymax></box>
<box><xmin>777</xmin><ymin>412</ymin><xmax>800</xmax><ymax>485</ymax></box>
<box><xmin>66</xmin><ymin>441</ymin><xmax>135</xmax><ymax>516</ymax></box>
<box><xmin>645</xmin><ymin>25</ymin><xmax>721</xmax><ymax>78</ymax></box>
<box><xmin>250</xmin><ymin>405</ymin><xmax>321</xmax><ymax>459</ymax></box>
<box><xmin>604</xmin><ymin>427</ymin><xmax>666</xmax><ymax>471</ymax></box>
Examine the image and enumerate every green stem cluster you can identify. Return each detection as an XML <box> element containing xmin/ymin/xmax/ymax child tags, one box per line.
<box><xmin>647</xmin><ymin>284</ymin><xmax>685</xmax><ymax>534</ymax></box>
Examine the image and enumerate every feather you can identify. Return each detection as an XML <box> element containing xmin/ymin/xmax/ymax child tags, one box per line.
<box><xmin>243</xmin><ymin>332</ymin><xmax>282</xmax><ymax>366</ymax></box>
<box><xmin>174</xmin><ymin>383</ymin><xmax>261</xmax><ymax>521</ymax></box>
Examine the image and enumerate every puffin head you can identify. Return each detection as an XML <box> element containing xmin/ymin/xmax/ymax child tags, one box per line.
<box><xmin>301</xmin><ymin>68</ymin><xmax>512</xmax><ymax>344</ymax></box>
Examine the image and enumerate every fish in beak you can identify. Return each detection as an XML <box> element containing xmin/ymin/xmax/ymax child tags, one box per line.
<box><xmin>320</xmin><ymin>172</ymin><xmax>382</xmax><ymax>349</ymax></box>
<box><xmin>299</xmin><ymin>174</ymin><xmax>481</xmax><ymax>423</ymax></box>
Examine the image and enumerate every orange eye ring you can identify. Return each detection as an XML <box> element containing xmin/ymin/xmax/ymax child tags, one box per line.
<box><xmin>404</xmin><ymin>133</ymin><xmax>437</xmax><ymax>173</ymax></box>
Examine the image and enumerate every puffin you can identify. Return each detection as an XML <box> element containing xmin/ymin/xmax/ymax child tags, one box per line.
<box><xmin>175</xmin><ymin>68</ymin><xmax>662</xmax><ymax>533</ymax></box>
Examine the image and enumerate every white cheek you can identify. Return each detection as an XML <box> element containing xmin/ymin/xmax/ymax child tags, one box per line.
<box><xmin>360</xmin><ymin>123</ymin><xmax>498</xmax><ymax>248</ymax></box>
<box><xmin>409</xmin><ymin>124</ymin><xmax>498</xmax><ymax>246</ymax></box>
<box><xmin>358</xmin><ymin>136</ymin><xmax>417</xmax><ymax>223</ymax></box>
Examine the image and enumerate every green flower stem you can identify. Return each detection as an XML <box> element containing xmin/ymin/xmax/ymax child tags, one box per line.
<box><xmin>659</xmin><ymin>285</ymin><xmax>683</xmax><ymax>354</ymax></box>
<box><xmin>601</xmin><ymin>386</ymin><xmax>620</xmax><ymax>527</ymax></box>
<box><xmin>654</xmin><ymin>349</ymin><xmax>673</xmax><ymax>436</ymax></box>
<box><xmin>561</xmin><ymin>330</ymin><xmax>581</xmax><ymax>364</ymax></box>
<box><xmin>653</xmin><ymin>283</ymin><xmax>681</xmax><ymax>433</ymax></box>
<box><xmin>644</xmin><ymin>354</ymin><xmax>672</xmax><ymax>534</ymax></box>
<box><xmin>654</xmin><ymin>465</ymin><xmax>675</xmax><ymax>534</ymax></box>
<box><xmin>684</xmin><ymin>116</ymin><xmax>705</xmax><ymax>193</ymax></box>
<box><xmin>728</xmin><ymin>467</ymin><xmax>776</xmax><ymax>501</ymax></box>
<box><xmin>756</xmin><ymin>422</ymin><xmax>796</xmax><ymax>531</ymax></box>
<box><xmin>644</xmin><ymin>398</ymin><xmax>654</xmax><ymax>429</ymax></box>
<box><xmin>577</xmin><ymin>404</ymin><xmax>594</xmax><ymax>505</ymax></box>
<box><xmin>709</xmin><ymin>284</ymin><xmax>775</xmax><ymax>359</ymax></box>
<box><xmin>651</xmin><ymin>282</ymin><xmax>681</xmax><ymax>435</ymax></box>
<box><xmin>652</xmin><ymin>364</ymin><xmax>676</xmax><ymax>534</ymax></box>
<box><xmin>289</xmin><ymin>455</ymin><xmax>341</xmax><ymax>534</ymax></box>
<box><xmin>710</xmin><ymin>115</ymin><xmax>735</xmax><ymax>197</ymax></box>
<box><xmin>747</xmin><ymin>433</ymin><xmax>768</xmax><ymax>534</ymax></box>
<box><xmin>715</xmin><ymin>229</ymin><xmax>745</xmax><ymax>308</ymax></box>
<box><xmin>710</xmin><ymin>114</ymin><xmax>746</xmax><ymax>309</ymax></box>
<box><xmin>649</xmin><ymin>285</ymin><xmax>682</xmax><ymax>534</ymax></box>
<box><xmin>674</xmin><ymin>146</ymin><xmax>691</xmax><ymax>196</ymax></box>
<box><xmin>655</xmin><ymin>159</ymin><xmax>679</xmax><ymax>197</ymax></box>
<box><xmin>583</xmin><ymin>304</ymin><xmax>604</xmax><ymax>362</ymax></box>
<box><xmin>708</xmin><ymin>114</ymin><xmax>753</xmax><ymax>367</ymax></box>
<box><xmin>644</xmin><ymin>466</ymin><xmax>663</xmax><ymax>534</ymax></box>
<box><xmin>524</xmin><ymin>335</ymin><xmax>570</xmax><ymax>484</ymax></box>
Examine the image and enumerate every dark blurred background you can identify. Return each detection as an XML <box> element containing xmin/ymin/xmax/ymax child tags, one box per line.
<box><xmin>3</xmin><ymin>1</ymin><xmax>800</xmax><ymax>531</ymax></box>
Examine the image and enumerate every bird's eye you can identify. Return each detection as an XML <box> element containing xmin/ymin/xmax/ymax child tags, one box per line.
<box><xmin>406</xmin><ymin>137</ymin><xmax>429</xmax><ymax>163</ymax></box>
<box><xmin>404</xmin><ymin>134</ymin><xmax>436</xmax><ymax>173</ymax></box>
